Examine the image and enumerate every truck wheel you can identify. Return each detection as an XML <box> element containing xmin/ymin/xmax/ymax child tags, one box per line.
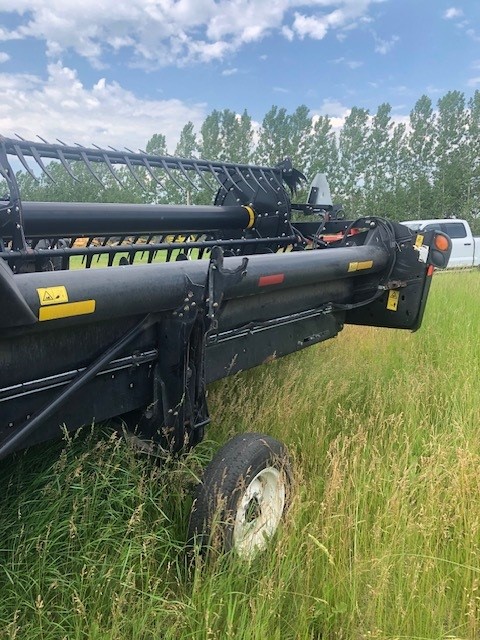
<box><xmin>188</xmin><ymin>433</ymin><xmax>292</xmax><ymax>559</ymax></box>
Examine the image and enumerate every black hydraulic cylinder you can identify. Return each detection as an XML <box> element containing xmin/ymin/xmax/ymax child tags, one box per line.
<box><xmin>18</xmin><ymin>201</ymin><xmax>254</xmax><ymax>237</ymax></box>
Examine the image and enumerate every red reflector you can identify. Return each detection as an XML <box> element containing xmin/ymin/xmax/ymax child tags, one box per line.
<box><xmin>258</xmin><ymin>273</ymin><xmax>285</xmax><ymax>287</ymax></box>
<box><xmin>427</xmin><ymin>264</ymin><xmax>435</xmax><ymax>276</ymax></box>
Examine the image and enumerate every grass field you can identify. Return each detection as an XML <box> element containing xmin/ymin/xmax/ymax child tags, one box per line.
<box><xmin>1</xmin><ymin>270</ymin><xmax>479</xmax><ymax>639</ymax></box>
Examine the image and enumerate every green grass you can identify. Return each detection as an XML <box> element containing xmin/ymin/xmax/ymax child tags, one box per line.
<box><xmin>1</xmin><ymin>271</ymin><xmax>480</xmax><ymax>639</ymax></box>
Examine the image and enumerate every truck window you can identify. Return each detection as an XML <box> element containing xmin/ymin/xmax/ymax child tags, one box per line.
<box><xmin>424</xmin><ymin>224</ymin><xmax>442</xmax><ymax>232</ymax></box>
<box><xmin>440</xmin><ymin>222</ymin><xmax>467</xmax><ymax>239</ymax></box>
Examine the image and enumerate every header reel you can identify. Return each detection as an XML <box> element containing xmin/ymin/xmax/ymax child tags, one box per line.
<box><xmin>0</xmin><ymin>136</ymin><xmax>305</xmax><ymax>271</ymax></box>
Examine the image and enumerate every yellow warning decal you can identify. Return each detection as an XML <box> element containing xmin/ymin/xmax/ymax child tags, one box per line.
<box><xmin>37</xmin><ymin>286</ymin><xmax>68</xmax><ymax>306</ymax></box>
<box><xmin>358</xmin><ymin>260</ymin><xmax>373</xmax><ymax>270</ymax></box>
<box><xmin>387</xmin><ymin>290</ymin><xmax>400</xmax><ymax>311</ymax></box>
<box><xmin>348</xmin><ymin>260</ymin><xmax>373</xmax><ymax>272</ymax></box>
<box><xmin>415</xmin><ymin>234</ymin><xmax>424</xmax><ymax>248</ymax></box>
<box><xmin>39</xmin><ymin>300</ymin><xmax>96</xmax><ymax>322</ymax></box>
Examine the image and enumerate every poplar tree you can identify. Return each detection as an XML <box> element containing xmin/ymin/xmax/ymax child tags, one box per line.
<box><xmin>337</xmin><ymin>106</ymin><xmax>370</xmax><ymax>214</ymax></box>
<box><xmin>364</xmin><ymin>103</ymin><xmax>394</xmax><ymax>216</ymax></box>
<box><xmin>389</xmin><ymin>121</ymin><xmax>409</xmax><ymax>220</ymax></box>
<box><xmin>199</xmin><ymin>110</ymin><xmax>222</xmax><ymax>161</ymax></box>
<box><xmin>466</xmin><ymin>90</ymin><xmax>480</xmax><ymax>228</ymax></box>
<box><xmin>406</xmin><ymin>95</ymin><xmax>435</xmax><ymax>217</ymax></box>
<box><xmin>172</xmin><ymin>122</ymin><xmax>199</xmax><ymax>205</ymax></box>
<box><xmin>433</xmin><ymin>90</ymin><xmax>468</xmax><ymax>217</ymax></box>
<box><xmin>254</xmin><ymin>106</ymin><xmax>291</xmax><ymax>166</ymax></box>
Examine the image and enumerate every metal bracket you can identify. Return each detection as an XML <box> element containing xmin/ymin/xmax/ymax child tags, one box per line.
<box><xmin>206</xmin><ymin>246</ymin><xmax>248</xmax><ymax>341</ymax></box>
<box><xmin>0</xmin><ymin>143</ymin><xmax>27</xmax><ymax>256</ymax></box>
<box><xmin>138</xmin><ymin>277</ymin><xmax>211</xmax><ymax>452</ymax></box>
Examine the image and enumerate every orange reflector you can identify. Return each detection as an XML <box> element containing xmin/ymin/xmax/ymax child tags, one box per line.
<box><xmin>434</xmin><ymin>234</ymin><xmax>449</xmax><ymax>251</ymax></box>
<box><xmin>427</xmin><ymin>264</ymin><xmax>435</xmax><ymax>277</ymax></box>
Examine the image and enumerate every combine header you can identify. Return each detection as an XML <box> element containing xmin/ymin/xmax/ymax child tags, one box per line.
<box><xmin>0</xmin><ymin>135</ymin><xmax>451</xmax><ymax>557</ymax></box>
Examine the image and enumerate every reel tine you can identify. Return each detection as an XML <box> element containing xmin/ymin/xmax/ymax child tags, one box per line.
<box><xmin>13</xmin><ymin>144</ymin><xmax>38</xmax><ymax>181</ymax></box>
<box><xmin>57</xmin><ymin>149</ymin><xmax>81</xmax><ymax>183</ymax></box>
<box><xmin>192</xmin><ymin>161</ymin><xmax>215</xmax><ymax>192</ymax></box>
<box><xmin>77</xmin><ymin>148</ymin><xmax>105</xmax><ymax>188</ymax></box>
<box><xmin>0</xmin><ymin>166</ymin><xmax>11</xmax><ymax>182</ymax></box>
<box><xmin>178</xmin><ymin>161</ymin><xmax>200</xmax><ymax>191</ymax></box>
<box><xmin>247</xmin><ymin>166</ymin><xmax>268</xmax><ymax>194</ymax></box>
<box><xmin>259</xmin><ymin>168</ymin><xmax>272</xmax><ymax>192</ymax></box>
<box><xmin>206</xmin><ymin>162</ymin><xmax>228</xmax><ymax>192</ymax></box>
<box><xmin>269</xmin><ymin>168</ymin><xmax>284</xmax><ymax>191</ymax></box>
<box><xmin>94</xmin><ymin>147</ymin><xmax>124</xmax><ymax>188</ymax></box>
<box><xmin>124</xmin><ymin>155</ymin><xmax>147</xmax><ymax>191</ymax></box>
<box><xmin>220</xmin><ymin>164</ymin><xmax>240</xmax><ymax>191</ymax></box>
<box><xmin>159</xmin><ymin>158</ymin><xmax>185</xmax><ymax>191</ymax></box>
<box><xmin>141</xmin><ymin>156</ymin><xmax>167</xmax><ymax>190</ymax></box>
<box><xmin>104</xmin><ymin>154</ymin><xmax>124</xmax><ymax>187</ymax></box>
<box><xmin>233</xmin><ymin>165</ymin><xmax>252</xmax><ymax>192</ymax></box>
<box><xmin>30</xmin><ymin>145</ymin><xmax>57</xmax><ymax>183</ymax></box>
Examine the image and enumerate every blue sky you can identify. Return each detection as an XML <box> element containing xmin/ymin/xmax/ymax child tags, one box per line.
<box><xmin>0</xmin><ymin>0</ymin><xmax>478</xmax><ymax>152</ymax></box>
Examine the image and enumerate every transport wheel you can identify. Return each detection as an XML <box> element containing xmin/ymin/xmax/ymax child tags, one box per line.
<box><xmin>188</xmin><ymin>433</ymin><xmax>292</xmax><ymax>559</ymax></box>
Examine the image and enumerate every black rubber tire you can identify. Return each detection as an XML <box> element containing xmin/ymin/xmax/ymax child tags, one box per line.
<box><xmin>188</xmin><ymin>432</ymin><xmax>292</xmax><ymax>558</ymax></box>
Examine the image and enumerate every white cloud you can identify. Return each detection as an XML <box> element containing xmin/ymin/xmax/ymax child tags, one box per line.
<box><xmin>292</xmin><ymin>13</ymin><xmax>329</xmax><ymax>40</ymax></box>
<box><xmin>312</xmin><ymin>98</ymin><xmax>351</xmax><ymax>130</ymax></box>
<box><xmin>332</xmin><ymin>56</ymin><xmax>363</xmax><ymax>69</ymax></box>
<box><xmin>472</xmin><ymin>60</ymin><xmax>480</xmax><ymax>70</ymax></box>
<box><xmin>289</xmin><ymin>2</ymin><xmax>381</xmax><ymax>42</ymax></box>
<box><xmin>443</xmin><ymin>7</ymin><xmax>480</xmax><ymax>42</ymax></box>
<box><xmin>465</xmin><ymin>28</ymin><xmax>480</xmax><ymax>42</ymax></box>
<box><xmin>273</xmin><ymin>86</ymin><xmax>289</xmax><ymax>93</ymax></box>
<box><xmin>0</xmin><ymin>51</ymin><xmax>10</xmax><ymax>63</ymax></box>
<box><xmin>312</xmin><ymin>98</ymin><xmax>412</xmax><ymax>135</ymax></box>
<box><xmin>0</xmin><ymin>0</ymin><xmax>384</xmax><ymax>68</ymax></box>
<box><xmin>444</xmin><ymin>7</ymin><xmax>464</xmax><ymax>20</ymax></box>
<box><xmin>425</xmin><ymin>84</ymin><xmax>444</xmax><ymax>95</ymax></box>
<box><xmin>0</xmin><ymin>63</ymin><xmax>206</xmax><ymax>151</ymax></box>
<box><xmin>281</xmin><ymin>25</ymin><xmax>295</xmax><ymax>41</ymax></box>
<box><xmin>467</xmin><ymin>77</ymin><xmax>480</xmax><ymax>87</ymax></box>
<box><xmin>221</xmin><ymin>67</ymin><xmax>238</xmax><ymax>76</ymax></box>
<box><xmin>373</xmin><ymin>33</ymin><xmax>400</xmax><ymax>55</ymax></box>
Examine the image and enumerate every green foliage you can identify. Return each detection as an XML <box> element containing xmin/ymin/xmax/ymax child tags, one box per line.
<box><xmin>337</xmin><ymin>106</ymin><xmax>370</xmax><ymax>213</ymax></box>
<box><xmin>434</xmin><ymin>91</ymin><xmax>469</xmax><ymax>217</ymax></box>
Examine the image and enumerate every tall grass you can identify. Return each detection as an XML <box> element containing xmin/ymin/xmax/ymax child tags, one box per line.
<box><xmin>1</xmin><ymin>271</ymin><xmax>479</xmax><ymax>639</ymax></box>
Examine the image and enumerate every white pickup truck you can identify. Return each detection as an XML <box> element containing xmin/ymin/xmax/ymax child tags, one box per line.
<box><xmin>401</xmin><ymin>219</ymin><xmax>480</xmax><ymax>268</ymax></box>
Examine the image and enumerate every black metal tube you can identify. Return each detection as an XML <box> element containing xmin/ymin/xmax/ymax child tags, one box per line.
<box><xmin>0</xmin><ymin>235</ymin><xmax>297</xmax><ymax>260</ymax></box>
<box><xmin>19</xmin><ymin>201</ymin><xmax>253</xmax><ymax>237</ymax></box>
<box><xmin>11</xmin><ymin>245</ymin><xmax>390</xmax><ymax>329</ymax></box>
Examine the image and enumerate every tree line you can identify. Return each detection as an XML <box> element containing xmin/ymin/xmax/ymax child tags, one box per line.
<box><xmin>16</xmin><ymin>90</ymin><xmax>480</xmax><ymax>231</ymax></box>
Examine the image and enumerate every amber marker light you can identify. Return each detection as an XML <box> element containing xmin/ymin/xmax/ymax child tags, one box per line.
<box><xmin>434</xmin><ymin>234</ymin><xmax>450</xmax><ymax>251</ymax></box>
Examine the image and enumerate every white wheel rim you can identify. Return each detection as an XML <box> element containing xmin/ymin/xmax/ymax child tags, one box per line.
<box><xmin>232</xmin><ymin>466</ymin><xmax>286</xmax><ymax>558</ymax></box>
